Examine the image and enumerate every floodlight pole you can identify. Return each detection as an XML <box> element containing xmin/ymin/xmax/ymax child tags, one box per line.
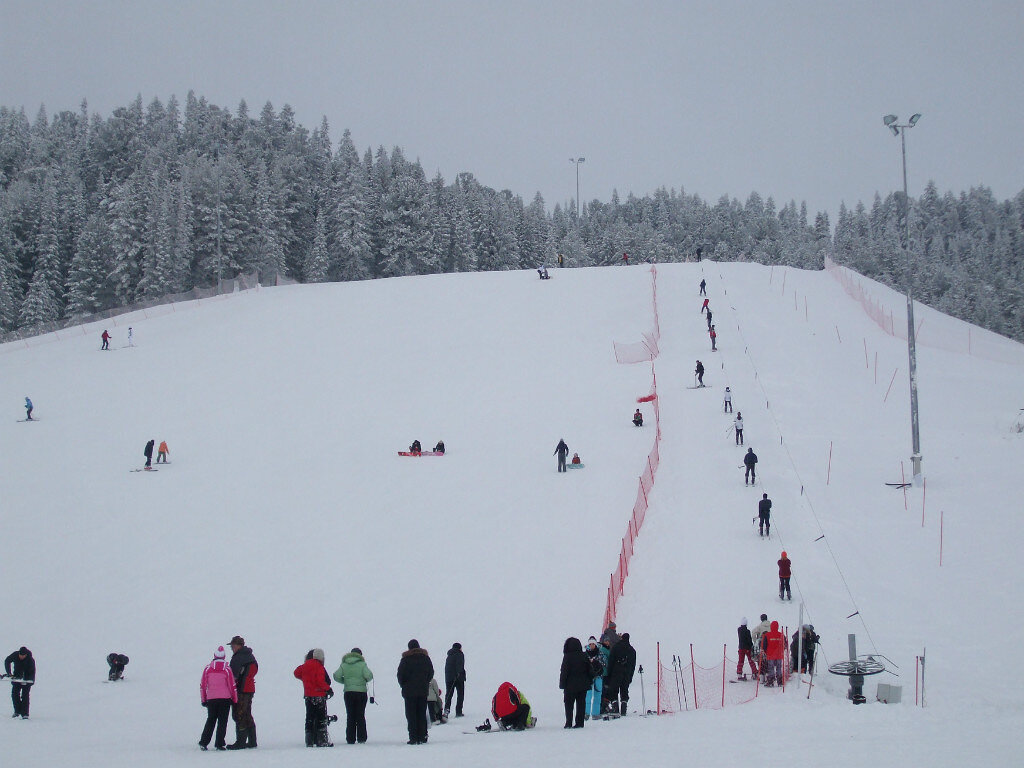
<box><xmin>570</xmin><ymin>157</ymin><xmax>585</xmax><ymax>220</ymax></box>
<box><xmin>884</xmin><ymin>114</ymin><xmax>923</xmax><ymax>483</ymax></box>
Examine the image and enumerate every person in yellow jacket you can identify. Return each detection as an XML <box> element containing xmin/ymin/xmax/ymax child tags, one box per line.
<box><xmin>157</xmin><ymin>440</ymin><xmax>170</xmax><ymax>464</ymax></box>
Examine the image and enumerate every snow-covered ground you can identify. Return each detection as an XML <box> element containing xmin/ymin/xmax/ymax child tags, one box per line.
<box><xmin>2</xmin><ymin>261</ymin><xmax>1022</xmax><ymax>766</ymax></box>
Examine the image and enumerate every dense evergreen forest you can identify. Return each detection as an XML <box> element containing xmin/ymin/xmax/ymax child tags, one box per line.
<box><xmin>1</xmin><ymin>94</ymin><xmax>1022</xmax><ymax>341</ymax></box>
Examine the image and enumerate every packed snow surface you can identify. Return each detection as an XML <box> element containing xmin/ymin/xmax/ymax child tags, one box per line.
<box><xmin>2</xmin><ymin>261</ymin><xmax>1022</xmax><ymax>766</ymax></box>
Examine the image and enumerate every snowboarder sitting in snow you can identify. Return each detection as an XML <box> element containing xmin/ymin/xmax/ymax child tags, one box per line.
<box><xmin>294</xmin><ymin>648</ymin><xmax>334</xmax><ymax>747</ymax></box>
<box><xmin>409</xmin><ymin>440</ymin><xmax>422</xmax><ymax>455</ymax></box>
<box><xmin>491</xmin><ymin>681</ymin><xmax>533</xmax><ymax>730</ymax></box>
<box><xmin>433</xmin><ymin>440</ymin><xmax>445</xmax><ymax>454</ymax></box>
<box><xmin>695</xmin><ymin>360</ymin><xmax>705</xmax><ymax>387</ymax></box>
<box><xmin>571</xmin><ymin>453</ymin><xmax>581</xmax><ymax>465</ymax></box>
<box><xmin>744</xmin><ymin>447</ymin><xmax>757</xmax><ymax>485</ymax></box>
<box><xmin>107</xmin><ymin>652</ymin><xmax>129</xmax><ymax>681</ymax></box>
<box><xmin>633</xmin><ymin>409</ymin><xmax>643</xmax><ymax>427</ymax></box>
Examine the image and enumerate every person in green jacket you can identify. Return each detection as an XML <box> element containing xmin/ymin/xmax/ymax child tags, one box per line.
<box><xmin>333</xmin><ymin>648</ymin><xmax>374</xmax><ymax>744</ymax></box>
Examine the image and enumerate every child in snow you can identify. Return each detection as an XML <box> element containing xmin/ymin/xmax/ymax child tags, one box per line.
<box><xmin>427</xmin><ymin>678</ymin><xmax>447</xmax><ymax>724</ymax></box>
<box><xmin>107</xmin><ymin>652</ymin><xmax>129</xmax><ymax>681</ymax></box>
<box><xmin>571</xmin><ymin>453</ymin><xmax>581</xmax><ymax>465</ymax></box>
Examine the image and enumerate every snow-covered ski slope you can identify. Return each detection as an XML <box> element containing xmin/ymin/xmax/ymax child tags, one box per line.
<box><xmin>2</xmin><ymin>262</ymin><xmax>1022</xmax><ymax>766</ymax></box>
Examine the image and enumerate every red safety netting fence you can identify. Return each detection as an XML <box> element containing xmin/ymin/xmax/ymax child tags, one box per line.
<box><xmin>825</xmin><ymin>257</ymin><xmax>1024</xmax><ymax>364</ymax></box>
<box><xmin>653</xmin><ymin>643</ymin><xmax>790</xmax><ymax>714</ymax></box>
<box><xmin>605</xmin><ymin>266</ymin><xmax>662</xmax><ymax>627</ymax></box>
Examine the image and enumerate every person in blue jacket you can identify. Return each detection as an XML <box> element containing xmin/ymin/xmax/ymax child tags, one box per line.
<box><xmin>24</xmin><ymin>397</ymin><xmax>33</xmax><ymax>420</ymax></box>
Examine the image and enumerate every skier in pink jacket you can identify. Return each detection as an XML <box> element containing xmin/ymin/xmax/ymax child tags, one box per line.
<box><xmin>199</xmin><ymin>646</ymin><xmax>238</xmax><ymax>750</ymax></box>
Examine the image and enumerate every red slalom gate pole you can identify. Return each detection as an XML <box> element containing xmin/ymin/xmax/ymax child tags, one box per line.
<box><xmin>940</xmin><ymin>511</ymin><xmax>944</xmax><ymax>566</ymax></box>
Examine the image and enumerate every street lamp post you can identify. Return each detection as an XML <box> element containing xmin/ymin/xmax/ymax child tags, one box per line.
<box><xmin>569</xmin><ymin>157</ymin><xmax>585</xmax><ymax>219</ymax></box>
<box><xmin>883</xmin><ymin>113</ymin><xmax>923</xmax><ymax>483</ymax></box>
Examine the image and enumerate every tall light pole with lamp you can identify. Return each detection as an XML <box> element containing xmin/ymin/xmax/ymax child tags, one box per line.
<box><xmin>569</xmin><ymin>157</ymin><xmax>585</xmax><ymax>219</ymax></box>
<box><xmin>883</xmin><ymin>113</ymin><xmax>923</xmax><ymax>482</ymax></box>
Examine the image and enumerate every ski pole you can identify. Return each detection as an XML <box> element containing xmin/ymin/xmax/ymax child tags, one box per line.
<box><xmin>672</xmin><ymin>655</ymin><xmax>682</xmax><ymax>710</ymax></box>
<box><xmin>370</xmin><ymin>678</ymin><xmax>377</xmax><ymax>705</ymax></box>
<box><xmin>638</xmin><ymin>664</ymin><xmax>646</xmax><ymax>715</ymax></box>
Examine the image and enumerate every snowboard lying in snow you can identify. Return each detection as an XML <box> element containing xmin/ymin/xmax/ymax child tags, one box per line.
<box><xmin>567</xmin><ymin>463</ymin><xmax>585</xmax><ymax>469</ymax></box>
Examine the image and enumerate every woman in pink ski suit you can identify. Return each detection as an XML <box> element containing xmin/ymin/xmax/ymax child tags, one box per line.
<box><xmin>200</xmin><ymin>646</ymin><xmax>238</xmax><ymax>750</ymax></box>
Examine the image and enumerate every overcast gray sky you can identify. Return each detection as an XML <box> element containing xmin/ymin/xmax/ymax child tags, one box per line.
<box><xmin>2</xmin><ymin>0</ymin><xmax>1021</xmax><ymax>218</ymax></box>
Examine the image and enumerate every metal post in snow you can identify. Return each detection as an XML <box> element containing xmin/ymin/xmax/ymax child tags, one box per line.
<box><xmin>827</xmin><ymin>442</ymin><xmax>833</xmax><ymax>485</ymax></box>
<box><xmin>657</xmin><ymin>642</ymin><xmax>661</xmax><ymax>715</ymax></box>
<box><xmin>690</xmin><ymin>644</ymin><xmax>698</xmax><ymax>710</ymax></box>
<box><xmin>721</xmin><ymin>644</ymin><xmax>727</xmax><ymax>708</ymax></box>
<box><xmin>921</xmin><ymin>477</ymin><xmax>927</xmax><ymax>527</ymax></box>
<box><xmin>940</xmin><ymin>511</ymin><xmax>944</xmax><ymax>566</ymax></box>
<box><xmin>797</xmin><ymin>603</ymin><xmax>805</xmax><ymax>690</ymax></box>
<box><xmin>864</xmin><ymin>338</ymin><xmax>869</xmax><ymax>368</ymax></box>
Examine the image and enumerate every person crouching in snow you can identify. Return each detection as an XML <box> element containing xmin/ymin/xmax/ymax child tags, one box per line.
<box><xmin>427</xmin><ymin>678</ymin><xmax>447</xmax><ymax>724</ymax></box>
<box><xmin>294</xmin><ymin>649</ymin><xmax>334</xmax><ymax>747</ymax></box>
<box><xmin>491</xmin><ymin>681</ymin><xmax>533</xmax><ymax>730</ymax></box>
<box><xmin>633</xmin><ymin>409</ymin><xmax>643</xmax><ymax>427</ymax></box>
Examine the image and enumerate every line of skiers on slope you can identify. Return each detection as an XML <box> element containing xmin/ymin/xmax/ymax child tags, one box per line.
<box><xmin>700</xmin><ymin>288</ymin><xmax>718</xmax><ymax>351</ymax></box>
<box><xmin>736</xmin><ymin>615</ymin><xmax>819</xmax><ymax>686</ymax></box>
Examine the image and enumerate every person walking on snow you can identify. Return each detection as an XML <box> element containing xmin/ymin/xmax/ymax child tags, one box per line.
<box><xmin>294</xmin><ymin>648</ymin><xmax>334</xmax><ymax>747</ymax></box>
<box><xmin>743</xmin><ymin>447</ymin><xmax>758</xmax><ymax>485</ymax></box>
<box><xmin>736</xmin><ymin>619</ymin><xmax>758</xmax><ymax>680</ymax></box>
<box><xmin>443</xmin><ymin>642</ymin><xmax>465</xmax><ymax>718</ymax></box>
<box><xmin>199</xmin><ymin>646</ymin><xmax>238</xmax><ymax>750</ymax></box>
<box><xmin>723</xmin><ymin>387</ymin><xmax>733</xmax><ymax>413</ymax></box>
<box><xmin>706</xmin><ymin>309</ymin><xmax>713</xmax><ymax>329</ymax></box>
<box><xmin>333</xmin><ymin>647</ymin><xmax>374</xmax><ymax>744</ymax></box>
<box><xmin>127</xmin><ymin>326</ymin><xmax>134</xmax><ymax>347</ymax></box>
<box><xmin>709</xmin><ymin>325</ymin><xmax>717</xmax><ymax>351</ymax></box>
<box><xmin>24</xmin><ymin>397</ymin><xmax>33</xmax><ymax>421</ymax></box>
<box><xmin>758</xmin><ymin>494</ymin><xmax>772</xmax><ymax>537</ymax></box>
<box><xmin>144</xmin><ymin>439</ymin><xmax>155</xmax><ymax>468</ymax></box>
<box><xmin>701</xmin><ymin>297</ymin><xmax>709</xmax><ymax>314</ymax></box>
<box><xmin>699</xmin><ymin>278</ymin><xmax>706</xmax><ymax>296</ymax></box>
<box><xmin>778</xmin><ymin>551</ymin><xmax>792</xmax><ymax>600</ymax></box>
<box><xmin>554</xmin><ymin>439</ymin><xmax>570</xmax><ymax>473</ymax></box>
<box><xmin>695</xmin><ymin>360</ymin><xmax>705</xmax><ymax>387</ymax></box>
<box><xmin>622</xmin><ymin>253</ymin><xmax>629</xmax><ymax>265</ymax></box>
<box><xmin>157</xmin><ymin>440</ymin><xmax>169</xmax><ymax>463</ymax></box>
<box><xmin>734</xmin><ymin>413</ymin><xmax>744</xmax><ymax>445</ymax></box>
<box><xmin>4</xmin><ymin>646</ymin><xmax>34</xmax><ymax>718</ymax></box>
<box><xmin>101</xmin><ymin>329</ymin><xmax>111</xmax><ymax>350</ymax></box>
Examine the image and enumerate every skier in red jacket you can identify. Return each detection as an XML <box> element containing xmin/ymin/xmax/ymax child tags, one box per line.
<box><xmin>761</xmin><ymin>621</ymin><xmax>786</xmax><ymax>687</ymax></box>
<box><xmin>294</xmin><ymin>649</ymin><xmax>334</xmax><ymax>747</ymax></box>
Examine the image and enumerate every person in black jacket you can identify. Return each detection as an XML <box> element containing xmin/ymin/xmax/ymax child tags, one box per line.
<box><xmin>554</xmin><ymin>439</ymin><xmax>569</xmax><ymax>472</ymax></box>
<box><xmin>144</xmin><ymin>438</ymin><xmax>155</xmax><ymax>468</ymax></box>
<box><xmin>744</xmin><ymin>448</ymin><xmax>758</xmax><ymax>485</ymax></box>
<box><xmin>4</xmin><ymin>646</ymin><xmax>35</xmax><ymax>718</ymax></box>
<box><xmin>758</xmin><ymin>494</ymin><xmax>772</xmax><ymax>537</ymax></box>
<box><xmin>443</xmin><ymin>642</ymin><xmax>465</xmax><ymax>717</ymax></box>
<box><xmin>603</xmin><ymin>633</ymin><xmax>637</xmax><ymax>716</ymax></box>
<box><xmin>559</xmin><ymin>637</ymin><xmax>591</xmax><ymax>728</ymax></box>
<box><xmin>107</xmin><ymin>652</ymin><xmax>129</xmax><ymax>681</ymax></box>
<box><xmin>736</xmin><ymin>619</ymin><xmax>758</xmax><ymax>680</ymax></box>
<box><xmin>397</xmin><ymin>639</ymin><xmax>433</xmax><ymax>745</ymax></box>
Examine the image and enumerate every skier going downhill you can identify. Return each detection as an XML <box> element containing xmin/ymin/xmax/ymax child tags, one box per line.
<box><xmin>695</xmin><ymin>361</ymin><xmax>705</xmax><ymax>387</ymax></box>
